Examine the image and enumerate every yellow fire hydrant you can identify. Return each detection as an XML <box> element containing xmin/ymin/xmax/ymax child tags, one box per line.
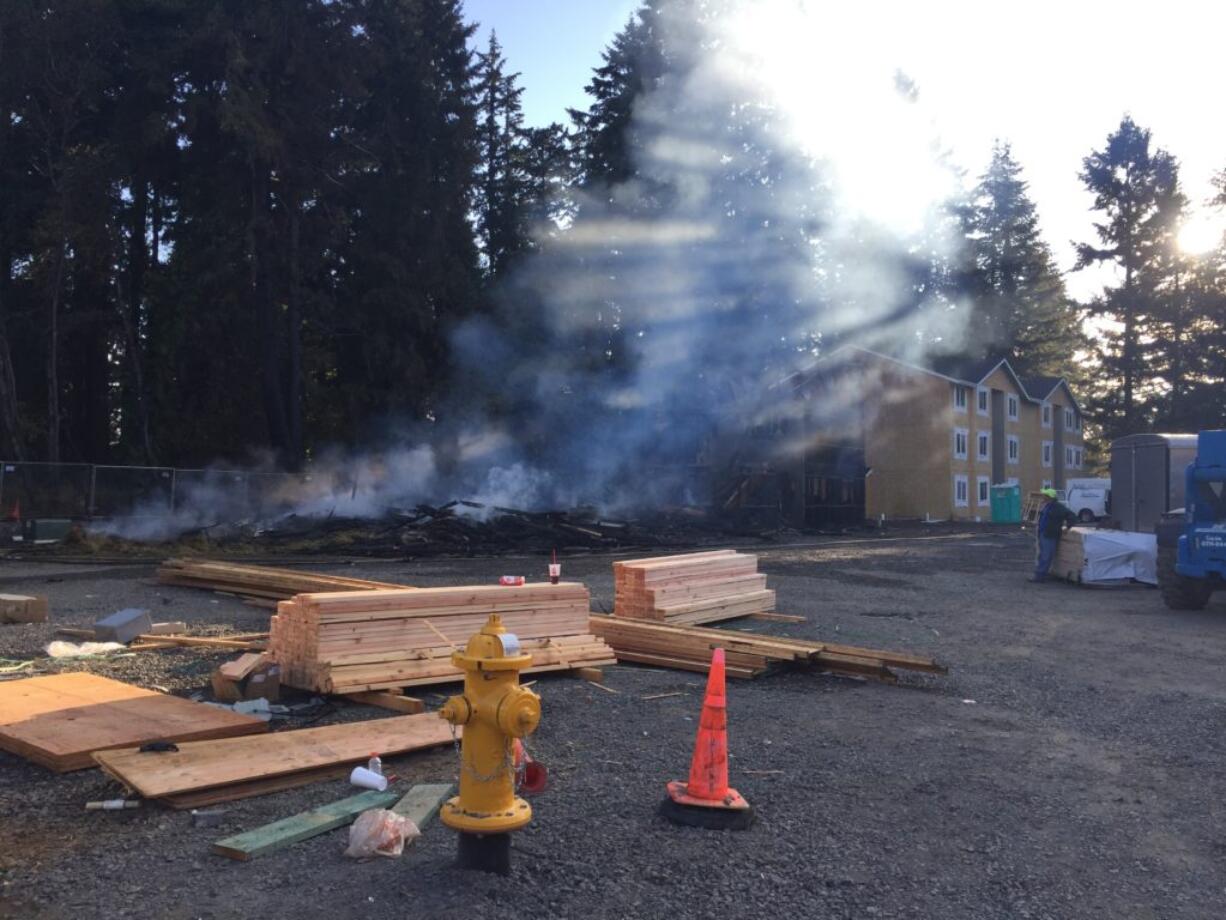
<box><xmin>439</xmin><ymin>613</ymin><xmax>541</xmax><ymax>873</ymax></box>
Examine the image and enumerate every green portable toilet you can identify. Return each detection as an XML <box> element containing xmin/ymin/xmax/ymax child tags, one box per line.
<box><xmin>990</xmin><ymin>483</ymin><xmax>1021</xmax><ymax>524</ymax></box>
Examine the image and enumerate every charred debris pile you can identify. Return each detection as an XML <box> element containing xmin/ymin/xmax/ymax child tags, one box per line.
<box><xmin>70</xmin><ymin>501</ymin><xmax>803</xmax><ymax>558</ymax></box>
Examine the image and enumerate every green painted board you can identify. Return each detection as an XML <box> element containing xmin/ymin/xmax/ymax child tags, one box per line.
<box><xmin>211</xmin><ymin>789</ymin><xmax>399</xmax><ymax>861</ymax></box>
<box><xmin>391</xmin><ymin>782</ymin><xmax>453</xmax><ymax>829</ymax></box>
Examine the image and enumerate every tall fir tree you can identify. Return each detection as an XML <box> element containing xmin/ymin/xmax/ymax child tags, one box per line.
<box><xmin>473</xmin><ymin>32</ymin><xmax>570</xmax><ymax>281</ymax></box>
<box><xmin>1075</xmin><ymin>116</ymin><xmax>1185</xmax><ymax>439</ymax></box>
<box><xmin>965</xmin><ymin>142</ymin><xmax>1081</xmax><ymax>376</ymax></box>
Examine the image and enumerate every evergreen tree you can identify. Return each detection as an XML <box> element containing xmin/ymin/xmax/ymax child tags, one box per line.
<box><xmin>1075</xmin><ymin>116</ymin><xmax>1184</xmax><ymax>438</ymax></box>
<box><xmin>473</xmin><ymin>33</ymin><xmax>570</xmax><ymax>280</ymax></box>
<box><xmin>965</xmin><ymin>142</ymin><xmax>1081</xmax><ymax>376</ymax></box>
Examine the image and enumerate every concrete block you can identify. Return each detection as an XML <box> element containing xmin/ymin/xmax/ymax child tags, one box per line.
<box><xmin>0</xmin><ymin>594</ymin><xmax>48</xmax><ymax>624</ymax></box>
<box><xmin>93</xmin><ymin>608</ymin><xmax>153</xmax><ymax>644</ymax></box>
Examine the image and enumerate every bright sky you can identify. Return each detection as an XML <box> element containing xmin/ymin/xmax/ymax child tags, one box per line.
<box><xmin>464</xmin><ymin>0</ymin><xmax>1226</xmax><ymax>300</ymax></box>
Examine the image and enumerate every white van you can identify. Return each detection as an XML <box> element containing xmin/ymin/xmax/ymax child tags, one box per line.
<box><xmin>1060</xmin><ymin>479</ymin><xmax>1111</xmax><ymax>523</ymax></box>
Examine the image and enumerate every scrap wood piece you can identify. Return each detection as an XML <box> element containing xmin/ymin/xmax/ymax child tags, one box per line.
<box><xmin>158</xmin><ymin>559</ymin><xmax>410</xmax><ymax>602</ymax></box>
<box><xmin>211</xmin><ymin>789</ymin><xmax>401</xmax><ymax>861</ymax></box>
<box><xmin>343</xmin><ymin>691</ymin><xmax>425</xmax><ymax>715</ymax></box>
<box><xmin>0</xmin><ymin>594</ymin><xmax>49</xmax><ymax>624</ymax></box>
<box><xmin>137</xmin><ymin>634</ymin><xmax>266</xmax><ymax>650</ymax></box>
<box><xmin>0</xmin><ymin>673</ymin><xmax>267</xmax><ymax>772</ymax></box>
<box><xmin>219</xmin><ymin>653</ymin><xmax>266</xmax><ymax>682</ymax></box>
<box><xmin>93</xmin><ymin>713</ymin><xmax>456</xmax><ymax>800</ymax></box>
<box><xmin>589</xmin><ymin>615</ymin><xmax>946</xmax><ymax>684</ymax></box>
<box><xmin>161</xmin><ymin>764</ymin><xmax>353</xmax><ymax>810</ymax></box>
<box><xmin>748</xmin><ymin>612</ymin><xmax>806</xmax><ymax>623</ymax></box>
<box><xmin>391</xmin><ymin>782</ymin><xmax>454</xmax><ymax>828</ymax></box>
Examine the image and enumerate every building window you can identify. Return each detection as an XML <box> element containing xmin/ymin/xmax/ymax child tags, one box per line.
<box><xmin>1008</xmin><ymin>395</ymin><xmax>1019</xmax><ymax>420</ymax></box>
<box><xmin>953</xmin><ymin>386</ymin><xmax>968</xmax><ymax>412</ymax></box>
<box><xmin>1065</xmin><ymin>445</ymin><xmax>1074</xmax><ymax>467</ymax></box>
<box><xmin>1008</xmin><ymin>435</ymin><xmax>1020</xmax><ymax>464</ymax></box>
<box><xmin>1042</xmin><ymin>479</ymin><xmax>1053</xmax><ymax>491</ymax></box>
<box><xmin>954</xmin><ymin>428</ymin><xmax>969</xmax><ymax>459</ymax></box>
<box><xmin>1042</xmin><ymin>403</ymin><xmax>1051</xmax><ymax>427</ymax></box>
<box><xmin>1064</xmin><ymin>407</ymin><xmax>1074</xmax><ymax>431</ymax></box>
<box><xmin>954</xmin><ymin>474</ymin><xmax>969</xmax><ymax>507</ymax></box>
<box><xmin>1042</xmin><ymin>440</ymin><xmax>1053</xmax><ymax>467</ymax></box>
<box><xmin>977</xmin><ymin>433</ymin><xmax>989</xmax><ymax>460</ymax></box>
<box><xmin>977</xmin><ymin>387</ymin><xmax>989</xmax><ymax>416</ymax></box>
<box><xmin>1073</xmin><ymin>447</ymin><xmax>1083</xmax><ymax>469</ymax></box>
<box><xmin>977</xmin><ymin>476</ymin><xmax>990</xmax><ymax>505</ymax></box>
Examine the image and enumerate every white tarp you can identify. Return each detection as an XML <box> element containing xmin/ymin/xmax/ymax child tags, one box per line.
<box><xmin>1077</xmin><ymin>528</ymin><xmax>1158</xmax><ymax>585</ymax></box>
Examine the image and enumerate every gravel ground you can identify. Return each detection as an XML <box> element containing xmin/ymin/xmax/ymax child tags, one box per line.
<box><xmin>1</xmin><ymin>527</ymin><xmax>1224</xmax><ymax>920</ymax></box>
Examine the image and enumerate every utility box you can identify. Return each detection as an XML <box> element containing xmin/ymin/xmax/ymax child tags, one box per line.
<box><xmin>990</xmin><ymin>483</ymin><xmax>1021</xmax><ymax>524</ymax></box>
<box><xmin>1110</xmin><ymin>433</ymin><xmax>1199</xmax><ymax>533</ymax></box>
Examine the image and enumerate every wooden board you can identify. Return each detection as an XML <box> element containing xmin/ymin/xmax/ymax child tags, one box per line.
<box><xmin>392</xmin><ymin>782</ymin><xmax>454</xmax><ymax>828</ymax></box>
<box><xmin>93</xmin><ymin>713</ymin><xmax>455</xmax><ymax>799</ymax></box>
<box><xmin>211</xmin><ymin>789</ymin><xmax>401</xmax><ymax>860</ymax></box>
<box><xmin>0</xmin><ymin>673</ymin><xmax>268</xmax><ymax>772</ymax></box>
<box><xmin>161</xmin><ymin>764</ymin><xmax>353</xmax><ymax>810</ymax></box>
<box><xmin>343</xmin><ymin>691</ymin><xmax>425</xmax><ymax>714</ymax></box>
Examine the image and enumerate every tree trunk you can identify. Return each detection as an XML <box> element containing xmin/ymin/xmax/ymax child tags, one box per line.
<box><xmin>0</xmin><ymin>249</ymin><xmax>24</xmax><ymax>459</ymax></box>
<box><xmin>46</xmin><ymin>238</ymin><xmax>66</xmax><ymax>462</ymax></box>
<box><xmin>248</xmin><ymin>158</ymin><xmax>290</xmax><ymax>458</ymax></box>
<box><xmin>285</xmin><ymin>194</ymin><xmax>304</xmax><ymax>468</ymax></box>
<box><xmin>125</xmin><ymin>173</ymin><xmax>156</xmax><ymax>464</ymax></box>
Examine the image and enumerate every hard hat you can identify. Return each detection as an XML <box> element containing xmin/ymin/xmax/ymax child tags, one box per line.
<box><xmin>1041</xmin><ymin>488</ymin><xmax>1058</xmax><ymax>499</ymax></box>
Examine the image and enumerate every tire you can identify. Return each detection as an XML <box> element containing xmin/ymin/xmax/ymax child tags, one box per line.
<box><xmin>1158</xmin><ymin>546</ymin><xmax>1213</xmax><ymax>610</ymax></box>
<box><xmin>1078</xmin><ymin>508</ymin><xmax>1095</xmax><ymax>523</ymax></box>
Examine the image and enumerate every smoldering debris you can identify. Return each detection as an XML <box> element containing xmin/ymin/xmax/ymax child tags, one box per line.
<box><xmin>72</xmin><ymin>501</ymin><xmax>804</xmax><ymax>559</ymax></box>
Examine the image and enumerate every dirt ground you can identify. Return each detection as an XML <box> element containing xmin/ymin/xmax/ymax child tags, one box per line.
<box><xmin>1</xmin><ymin>526</ymin><xmax>1224</xmax><ymax>920</ymax></box>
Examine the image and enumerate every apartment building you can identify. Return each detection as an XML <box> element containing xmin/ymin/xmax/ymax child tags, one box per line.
<box><xmin>773</xmin><ymin>346</ymin><xmax>1085</xmax><ymax>526</ymax></box>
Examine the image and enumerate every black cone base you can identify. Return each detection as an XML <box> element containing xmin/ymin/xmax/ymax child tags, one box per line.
<box><xmin>457</xmin><ymin>832</ymin><xmax>512</xmax><ymax>875</ymax></box>
<box><xmin>659</xmin><ymin>796</ymin><xmax>755</xmax><ymax>830</ymax></box>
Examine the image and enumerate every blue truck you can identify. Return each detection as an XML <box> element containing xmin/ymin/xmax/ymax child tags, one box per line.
<box><xmin>1155</xmin><ymin>430</ymin><xmax>1226</xmax><ymax>610</ymax></box>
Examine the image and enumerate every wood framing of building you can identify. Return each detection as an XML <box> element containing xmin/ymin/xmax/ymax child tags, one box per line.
<box><xmin>766</xmin><ymin>346</ymin><xmax>1085</xmax><ymax>526</ymax></box>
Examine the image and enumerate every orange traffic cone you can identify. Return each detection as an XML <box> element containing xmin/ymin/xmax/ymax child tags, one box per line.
<box><xmin>660</xmin><ymin>647</ymin><xmax>754</xmax><ymax>830</ymax></box>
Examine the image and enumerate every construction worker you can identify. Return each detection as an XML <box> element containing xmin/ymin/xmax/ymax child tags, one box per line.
<box><xmin>1031</xmin><ymin>488</ymin><xmax>1078</xmax><ymax>582</ymax></box>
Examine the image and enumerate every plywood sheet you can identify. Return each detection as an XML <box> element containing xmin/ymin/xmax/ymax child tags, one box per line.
<box><xmin>0</xmin><ymin>673</ymin><xmax>268</xmax><ymax>772</ymax></box>
<box><xmin>94</xmin><ymin>712</ymin><xmax>455</xmax><ymax>799</ymax></box>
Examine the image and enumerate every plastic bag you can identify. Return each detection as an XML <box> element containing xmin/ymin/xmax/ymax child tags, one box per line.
<box><xmin>344</xmin><ymin>809</ymin><xmax>419</xmax><ymax>859</ymax></box>
<box><xmin>44</xmin><ymin>640</ymin><xmax>125</xmax><ymax>659</ymax></box>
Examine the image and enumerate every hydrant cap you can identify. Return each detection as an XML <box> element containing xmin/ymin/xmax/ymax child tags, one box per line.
<box><xmin>452</xmin><ymin>613</ymin><xmax>533</xmax><ymax>671</ymax></box>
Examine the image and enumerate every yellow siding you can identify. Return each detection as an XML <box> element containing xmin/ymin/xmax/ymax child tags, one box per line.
<box><xmin>794</xmin><ymin>350</ymin><xmax>1085</xmax><ymax>522</ymax></box>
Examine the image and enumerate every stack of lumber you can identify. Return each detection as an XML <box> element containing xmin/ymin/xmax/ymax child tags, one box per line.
<box><xmin>269</xmin><ymin>583</ymin><xmax>616</xmax><ymax>694</ymax></box>
<box><xmin>1051</xmin><ymin>528</ymin><xmax>1086</xmax><ymax>581</ymax></box>
<box><xmin>589</xmin><ymin>616</ymin><xmax>947</xmax><ymax>684</ymax></box>
<box><xmin>0</xmin><ymin>673</ymin><xmax>267</xmax><ymax>772</ymax></box>
<box><xmin>157</xmin><ymin>558</ymin><xmax>408</xmax><ymax>604</ymax></box>
<box><xmin>613</xmin><ymin>550</ymin><xmax>775</xmax><ymax>624</ymax></box>
<box><xmin>93</xmin><ymin>713</ymin><xmax>454</xmax><ymax>808</ymax></box>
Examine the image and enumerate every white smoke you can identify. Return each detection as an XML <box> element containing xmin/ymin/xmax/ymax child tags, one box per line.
<box><xmin>95</xmin><ymin>0</ymin><xmax>979</xmax><ymax>539</ymax></box>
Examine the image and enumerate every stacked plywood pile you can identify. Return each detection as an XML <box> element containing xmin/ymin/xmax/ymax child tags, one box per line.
<box><xmin>590</xmin><ymin>616</ymin><xmax>947</xmax><ymax>684</ymax></box>
<box><xmin>269</xmin><ymin>583</ymin><xmax>615</xmax><ymax>694</ymax></box>
<box><xmin>613</xmin><ymin>550</ymin><xmax>775</xmax><ymax>625</ymax></box>
<box><xmin>158</xmin><ymin>558</ymin><xmax>408</xmax><ymax>603</ymax></box>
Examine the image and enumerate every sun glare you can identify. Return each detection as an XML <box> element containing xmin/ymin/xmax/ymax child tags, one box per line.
<box><xmin>1178</xmin><ymin>213</ymin><xmax>1226</xmax><ymax>255</ymax></box>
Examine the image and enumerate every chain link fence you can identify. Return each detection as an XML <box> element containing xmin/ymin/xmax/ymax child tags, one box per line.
<box><xmin>0</xmin><ymin>461</ymin><xmax>302</xmax><ymax>522</ymax></box>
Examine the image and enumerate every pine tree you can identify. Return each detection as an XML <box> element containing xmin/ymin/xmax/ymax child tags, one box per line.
<box><xmin>1075</xmin><ymin>116</ymin><xmax>1185</xmax><ymax>438</ymax></box>
<box><xmin>473</xmin><ymin>32</ymin><xmax>570</xmax><ymax>280</ymax></box>
<box><xmin>965</xmin><ymin>143</ymin><xmax>1081</xmax><ymax>376</ymax></box>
